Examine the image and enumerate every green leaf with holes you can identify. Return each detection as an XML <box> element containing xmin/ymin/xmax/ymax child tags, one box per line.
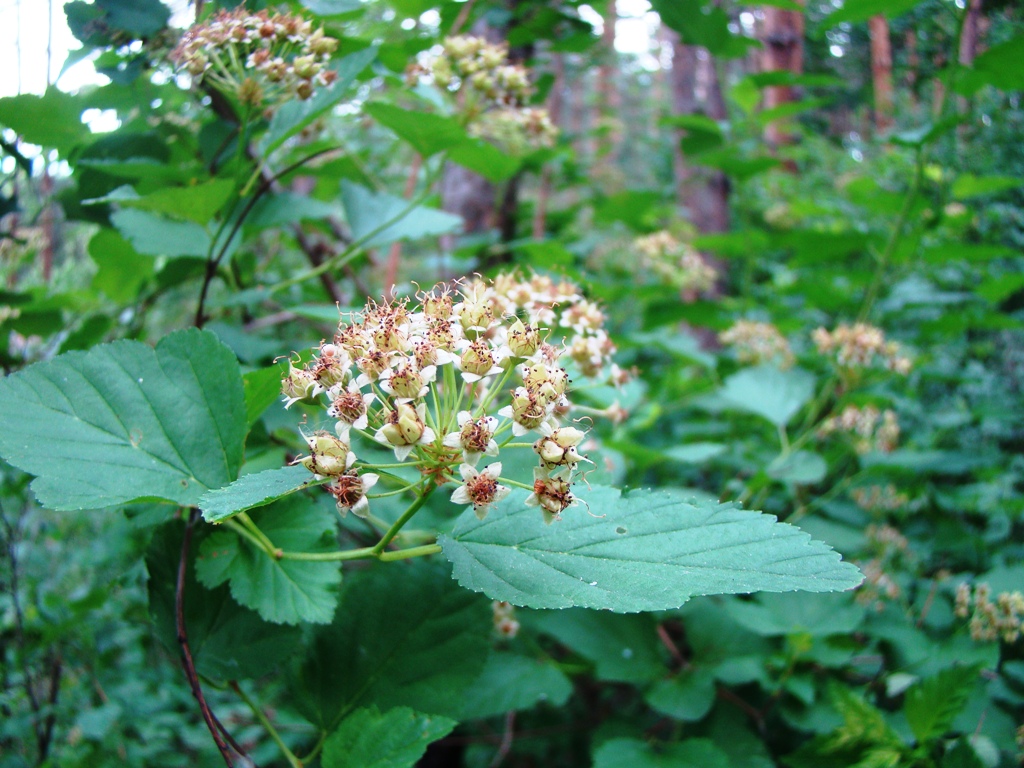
<box><xmin>0</xmin><ymin>328</ymin><xmax>246</xmax><ymax>510</ymax></box>
<box><xmin>440</xmin><ymin>487</ymin><xmax>863</xmax><ymax>613</ymax></box>
<box><xmin>195</xmin><ymin>496</ymin><xmax>341</xmax><ymax>625</ymax></box>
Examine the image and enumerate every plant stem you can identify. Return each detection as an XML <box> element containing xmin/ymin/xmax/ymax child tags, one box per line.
<box><xmin>379</xmin><ymin>543</ymin><xmax>442</xmax><ymax>561</ymax></box>
<box><xmin>223</xmin><ymin>519</ymin><xmax>275</xmax><ymax>557</ymax></box>
<box><xmin>372</xmin><ymin>484</ymin><xmax>436</xmax><ymax>554</ymax></box>
<box><xmin>231</xmin><ymin>682</ymin><xmax>302</xmax><ymax>768</ymax></box>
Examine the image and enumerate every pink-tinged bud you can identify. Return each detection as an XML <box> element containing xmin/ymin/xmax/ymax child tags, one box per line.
<box><xmin>526</xmin><ymin>468</ymin><xmax>575</xmax><ymax>523</ymax></box>
<box><xmin>508</xmin><ymin>319</ymin><xmax>539</xmax><ymax>358</ymax></box>
<box><xmin>298</xmin><ymin>431</ymin><xmax>352</xmax><ymax>477</ymax></box>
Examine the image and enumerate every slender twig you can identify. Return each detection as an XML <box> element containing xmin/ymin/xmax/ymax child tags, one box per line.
<box><xmin>488</xmin><ymin>711</ymin><xmax>516</xmax><ymax>768</ymax></box>
<box><xmin>176</xmin><ymin>510</ymin><xmax>237</xmax><ymax>767</ymax></box>
<box><xmin>231</xmin><ymin>682</ymin><xmax>302</xmax><ymax>768</ymax></box>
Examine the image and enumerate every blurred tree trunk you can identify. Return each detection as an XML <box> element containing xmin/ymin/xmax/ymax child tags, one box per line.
<box><xmin>869</xmin><ymin>15</ymin><xmax>894</xmax><ymax>132</ymax></box>
<box><xmin>595</xmin><ymin>0</ymin><xmax>622</xmax><ymax>178</ymax></box>
<box><xmin>761</xmin><ymin>1</ymin><xmax>804</xmax><ymax>146</ymax></box>
<box><xmin>532</xmin><ymin>52</ymin><xmax>564</xmax><ymax>239</ymax></box>
<box><xmin>668</xmin><ymin>31</ymin><xmax>730</xmax><ymax>235</ymax></box>
<box><xmin>905</xmin><ymin>29</ymin><xmax>919</xmax><ymax>110</ymax></box>
<box><xmin>958</xmin><ymin>0</ymin><xmax>984</xmax><ymax>66</ymax></box>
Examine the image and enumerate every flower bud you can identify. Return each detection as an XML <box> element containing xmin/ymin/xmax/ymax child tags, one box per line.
<box><xmin>499</xmin><ymin>386</ymin><xmax>548</xmax><ymax>434</ymax></box>
<box><xmin>533</xmin><ymin>426</ymin><xmax>586</xmax><ymax>468</ymax></box>
<box><xmin>381</xmin><ymin>402</ymin><xmax>426</xmax><ymax>447</ymax></box>
<box><xmin>298</xmin><ymin>431</ymin><xmax>352</xmax><ymax>477</ymax></box>
<box><xmin>282</xmin><ymin>362</ymin><xmax>317</xmax><ymax>407</ymax></box>
<box><xmin>508</xmin><ymin>319</ymin><xmax>539</xmax><ymax>358</ymax></box>
<box><xmin>460</xmin><ymin>340</ymin><xmax>498</xmax><ymax>379</ymax></box>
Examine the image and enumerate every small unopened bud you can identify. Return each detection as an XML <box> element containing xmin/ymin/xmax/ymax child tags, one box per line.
<box><xmin>534</xmin><ymin>426</ymin><xmax>586</xmax><ymax>468</ymax></box>
<box><xmin>460</xmin><ymin>340</ymin><xmax>498</xmax><ymax>379</ymax></box>
<box><xmin>508</xmin><ymin>319</ymin><xmax>539</xmax><ymax>358</ymax></box>
<box><xmin>282</xmin><ymin>362</ymin><xmax>317</xmax><ymax>406</ymax></box>
<box><xmin>298</xmin><ymin>431</ymin><xmax>352</xmax><ymax>477</ymax></box>
<box><xmin>381</xmin><ymin>402</ymin><xmax>427</xmax><ymax>446</ymax></box>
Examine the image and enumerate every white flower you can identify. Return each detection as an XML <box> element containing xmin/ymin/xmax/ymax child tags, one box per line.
<box><xmin>373</xmin><ymin>402</ymin><xmax>436</xmax><ymax>461</ymax></box>
<box><xmin>450</xmin><ymin>462</ymin><xmax>510</xmax><ymax>519</ymax></box>
<box><xmin>328</xmin><ymin>471</ymin><xmax>379</xmax><ymax>518</ymax></box>
<box><xmin>442</xmin><ymin>411</ymin><xmax>499</xmax><ymax>466</ymax></box>
<box><xmin>326</xmin><ymin>380</ymin><xmax>375</xmax><ymax>431</ymax></box>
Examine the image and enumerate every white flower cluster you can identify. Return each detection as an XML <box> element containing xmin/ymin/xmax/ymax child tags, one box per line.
<box><xmin>812</xmin><ymin>323</ymin><xmax>911</xmax><ymax>375</ymax></box>
<box><xmin>719</xmin><ymin>320</ymin><xmax>794</xmax><ymax>368</ymax></box>
<box><xmin>632</xmin><ymin>231</ymin><xmax>717</xmax><ymax>296</ymax></box>
<box><xmin>282</xmin><ymin>273</ymin><xmax>617</xmax><ymax>523</ymax></box>
<box><xmin>172</xmin><ymin>8</ymin><xmax>339</xmax><ymax>107</ymax></box>
<box><xmin>818</xmin><ymin>405</ymin><xmax>900</xmax><ymax>454</ymax></box>
<box><xmin>407</xmin><ymin>36</ymin><xmax>557</xmax><ymax>151</ymax></box>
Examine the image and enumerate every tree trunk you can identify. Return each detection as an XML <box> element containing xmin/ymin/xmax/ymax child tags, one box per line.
<box><xmin>761</xmin><ymin>2</ymin><xmax>805</xmax><ymax>146</ymax></box>
<box><xmin>668</xmin><ymin>31</ymin><xmax>698</xmax><ymax>213</ymax></box>
<box><xmin>696</xmin><ymin>53</ymin><xmax>730</xmax><ymax>234</ymax></box>
<box><xmin>869</xmin><ymin>15</ymin><xmax>894</xmax><ymax>132</ymax></box>
<box><xmin>595</xmin><ymin>0</ymin><xmax>622</xmax><ymax>176</ymax></box>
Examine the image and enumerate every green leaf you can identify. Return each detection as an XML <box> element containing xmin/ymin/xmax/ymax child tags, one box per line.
<box><xmin>459</xmin><ymin>651</ymin><xmax>572</xmax><ymax>720</ymax></box>
<box><xmin>440</xmin><ymin>486</ymin><xmax>863</xmax><ymax>613</ymax></box>
<box><xmin>322</xmin><ymin>706</ymin><xmax>457</xmax><ymax>768</ymax></box>
<box><xmin>0</xmin><ymin>88</ymin><xmax>90</xmax><ymax>153</ymax></box>
<box><xmin>364</xmin><ymin>103</ymin><xmax>468</xmax><ymax>157</ymax></box>
<box><xmin>825</xmin><ymin>0</ymin><xmax>924</xmax><ymax>26</ymax></box>
<box><xmin>146</xmin><ymin>521</ymin><xmax>301</xmax><ymax>680</ymax></box>
<box><xmin>593</xmin><ymin>738</ymin><xmax>731</xmax><ymax>768</ymax></box>
<box><xmin>530</xmin><ymin>609</ymin><xmax>664</xmax><ymax>684</ymax></box>
<box><xmin>293</xmin><ymin>561</ymin><xmax>490</xmax><ymax>728</ymax></box>
<box><xmin>111</xmin><ymin>208</ymin><xmax>211</xmax><ymax>258</ymax></box>
<box><xmin>261</xmin><ymin>47</ymin><xmax>377</xmax><ymax>155</ymax></box>
<box><xmin>970</xmin><ymin>35</ymin><xmax>1024</xmax><ymax>93</ymax></box>
<box><xmin>88</xmin><ymin>228</ymin><xmax>154</xmax><ymax>302</ymax></box>
<box><xmin>950</xmin><ymin>174</ymin><xmax>1024</xmax><ymax>200</ymax></box>
<box><xmin>664</xmin><ymin>442</ymin><xmax>727</xmax><ymax>464</ymax></box>
<box><xmin>0</xmin><ymin>328</ymin><xmax>246</xmax><ymax>510</ymax></box>
<box><xmin>195</xmin><ymin>496</ymin><xmax>341</xmax><ymax>625</ymax></box>
<box><xmin>447</xmin><ymin>139</ymin><xmax>522</xmax><ymax>182</ymax></box>
<box><xmin>113</xmin><ymin>180</ymin><xmax>235</xmax><ymax>225</ymax></box>
<box><xmin>768</xmin><ymin>451</ymin><xmax>828</xmax><ymax>485</ymax></box>
<box><xmin>65</xmin><ymin>0</ymin><xmax>169</xmax><ymax>43</ymax></box>
<box><xmin>243</xmin><ymin>362</ymin><xmax>287</xmax><ymax>426</ymax></box>
<box><xmin>905</xmin><ymin>665</ymin><xmax>981</xmax><ymax>744</ymax></box>
<box><xmin>724</xmin><ymin>592</ymin><xmax>866</xmax><ymax>637</ymax></box>
<box><xmin>645</xmin><ymin>668</ymin><xmax>717</xmax><ymax>722</ymax></box>
<box><xmin>340</xmin><ymin>180</ymin><xmax>463</xmax><ymax>248</ymax></box>
<box><xmin>719</xmin><ymin>365</ymin><xmax>816</xmax><ymax>428</ymax></box>
<box><xmin>301</xmin><ymin>0</ymin><xmax>365</xmax><ymax>16</ymax></box>
<box><xmin>200</xmin><ymin>465</ymin><xmax>323</xmax><ymax>523</ymax></box>
<box><xmin>651</xmin><ymin>0</ymin><xmax>757</xmax><ymax>59</ymax></box>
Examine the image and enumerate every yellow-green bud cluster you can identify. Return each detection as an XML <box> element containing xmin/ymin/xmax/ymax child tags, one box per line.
<box><xmin>282</xmin><ymin>273</ymin><xmax>618</xmax><ymax>522</ymax></box>
<box><xmin>633</xmin><ymin>231</ymin><xmax>717</xmax><ymax>296</ymax></box>
<box><xmin>812</xmin><ymin>323</ymin><xmax>911</xmax><ymax>374</ymax></box>
<box><xmin>955</xmin><ymin>582</ymin><xmax>1024</xmax><ymax>643</ymax></box>
<box><xmin>406</xmin><ymin>36</ymin><xmax>558</xmax><ymax>152</ymax></box>
<box><xmin>818</xmin><ymin>405</ymin><xmax>900</xmax><ymax>454</ymax></box>
<box><xmin>172</xmin><ymin>8</ymin><xmax>339</xmax><ymax>109</ymax></box>
<box><xmin>719</xmin><ymin>320</ymin><xmax>795</xmax><ymax>368</ymax></box>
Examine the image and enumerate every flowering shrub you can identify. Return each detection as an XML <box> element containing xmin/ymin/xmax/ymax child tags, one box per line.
<box><xmin>172</xmin><ymin>8</ymin><xmax>339</xmax><ymax>107</ymax></box>
<box><xmin>284</xmin><ymin>273</ymin><xmax>616</xmax><ymax>523</ymax></box>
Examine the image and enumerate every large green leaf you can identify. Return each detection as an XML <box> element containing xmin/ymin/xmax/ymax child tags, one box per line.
<box><xmin>195</xmin><ymin>496</ymin><xmax>341</xmax><ymax>625</ymax></box>
<box><xmin>724</xmin><ymin>592</ymin><xmax>866</xmax><ymax>637</ymax></box>
<box><xmin>459</xmin><ymin>651</ymin><xmax>572</xmax><ymax>720</ymax></box>
<box><xmin>111</xmin><ymin>209</ymin><xmax>211</xmax><ymax>258</ymax></box>
<box><xmin>364</xmin><ymin>103</ymin><xmax>468</xmax><ymax>157</ymax></box>
<box><xmin>593</xmin><ymin>738</ymin><xmax>731</xmax><ymax>768</ymax></box>
<box><xmin>0</xmin><ymin>328</ymin><xmax>246</xmax><ymax>510</ymax></box>
<box><xmin>440</xmin><ymin>487</ymin><xmax>863</xmax><ymax>613</ymax></box>
<box><xmin>0</xmin><ymin>89</ymin><xmax>90</xmax><ymax>153</ymax></box>
<box><xmin>242</xmin><ymin>362</ymin><xmax>288</xmax><ymax>426</ymax></box>
<box><xmin>529</xmin><ymin>610</ymin><xmax>664</xmax><ymax>684</ymax></box>
<box><xmin>261</xmin><ymin>48</ymin><xmax>377</xmax><ymax>155</ymax></box>
<box><xmin>200</xmin><ymin>464</ymin><xmax>323</xmax><ymax>523</ymax></box>
<box><xmin>719</xmin><ymin>365</ymin><xmax>816</xmax><ymax>428</ymax></box>
<box><xmin>104</xmin><ymin>180</ymin><xmax>235</xmax><ymax>225</ymax></box>
<box><xmin>968</xmin><ymin>35</ymin><xmax>1024</xmax><ymax>94</ymax></box>
<box><xmin>650</xmin><ymin>1</ymin><xmax>757</xmax><ymax>59</ymax></box>
<box><xmin>825</xmin><ymin>0</ymin><xmax>923</xmax><ymax>25</ymax></box>
<box><xmin>146</xmin><ymin>521</ymin><xmax>301</xmax><ymax>680</ymax></box>
<box><xmin>340</xmin><ymin>181</ymin><xmax>463</xmax><ymax>248</ymax></box>
<box><xmin>293</xmin><ymin>561</ymin><xmax>490</xmax><ymax>729</ymax></box>
<box><xmin>88</xmin><ymin>228</ymin><xmax>154</xmax><ymax>302</ymax></box>
<box><xmin>322</xmin><ymin>706</ymin><xmax>456</xmax><ymax>768</ymax></box>
<box><xmin>904</xmin><ymin>665</ymin><xmax>981</xmax><ymax>744</ymax></box>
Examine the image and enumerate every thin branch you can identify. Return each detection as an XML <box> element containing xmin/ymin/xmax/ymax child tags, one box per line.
<box><xmin>488</xmin><ymin>711</ymin><xmax>515</xmax><ymax>768</ymax></box>
<box><xmin>176</xmin><ymin>510</ymin><xmax>236</xmax><ymax>767</ymax></box>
